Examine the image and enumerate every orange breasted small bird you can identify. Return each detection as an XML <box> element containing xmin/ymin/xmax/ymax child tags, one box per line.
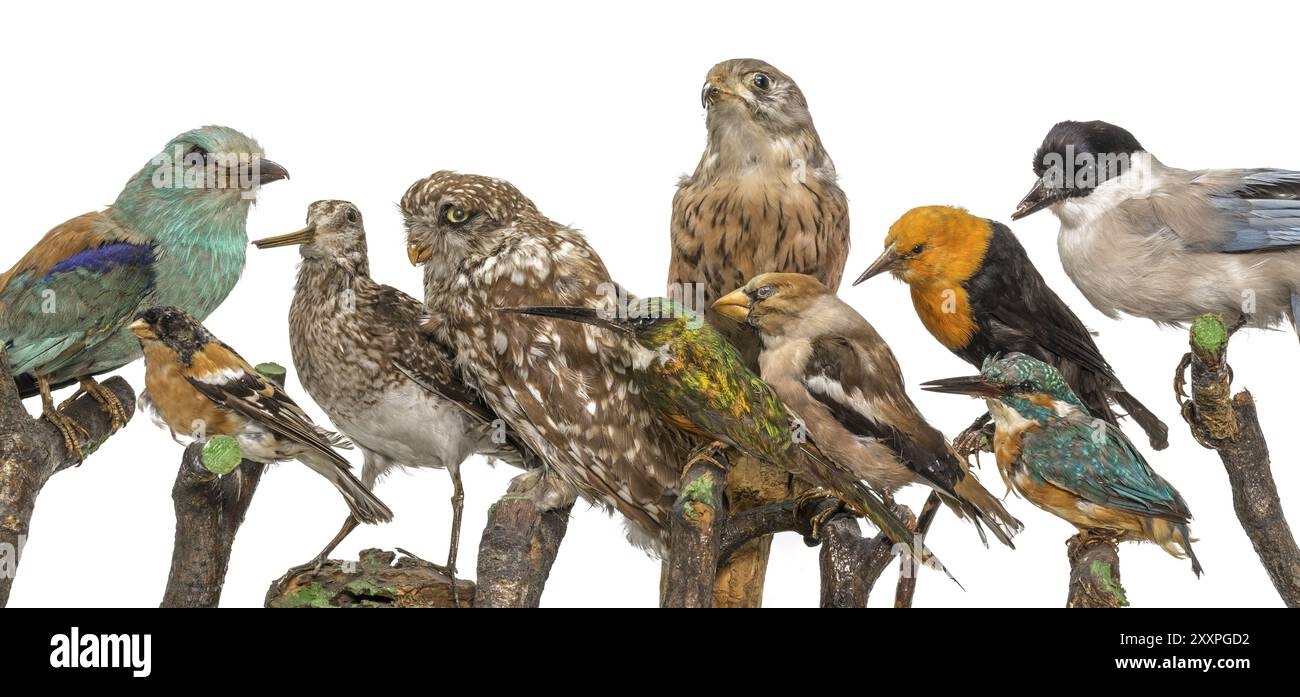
<box><xmin>855</xmin><ymin>206</ymin><xmax>1168</xmax><ymax>451</ymax></box>
<box><xmin>130</xmin><ymin>306</ymin><xmax>393</xmax><ymax>533</ymax></box>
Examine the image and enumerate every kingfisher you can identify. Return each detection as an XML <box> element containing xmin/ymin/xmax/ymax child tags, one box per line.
<box><xmin>923</xmin><ymin>353</ymin><xmax>1201</xmax><ymax>576</ymax></box>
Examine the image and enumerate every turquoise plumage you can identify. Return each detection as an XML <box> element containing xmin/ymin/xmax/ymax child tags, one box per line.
<box><xmin>924</xmin><ymin>353</ymin><xmax>1202</xmax><ymax>576</ymax></box>
<box><xmin>0</xmin><ymin>126</ymin><xmax>287</xmax><ymax>455</ymax></box>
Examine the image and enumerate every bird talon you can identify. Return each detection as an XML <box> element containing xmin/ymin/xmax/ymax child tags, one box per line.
<box><xmin>681</xmin><ymin>440</ymin><xmax>729</xmax><ymax>479</ymax></box>
<box><xmin>793</xmin><ymin>487</ymin><xmax>847</xmax><ymax>541</ymax></box>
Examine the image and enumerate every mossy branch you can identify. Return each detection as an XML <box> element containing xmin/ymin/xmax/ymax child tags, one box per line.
<box><xmin>1175</xmin><ymin>313</ymin><xmax>1300</xmax><ymax>607</ymax></box>
<box><xmin>1066</xmin><ymin>534</ymin><xmax>1128</xmax><ymax>608</ymax></box>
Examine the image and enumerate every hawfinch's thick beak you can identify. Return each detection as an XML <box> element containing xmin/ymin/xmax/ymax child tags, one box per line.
<box><xmin>920</xmin><ymin>375</ymin><xmax>1006</xmax><ymax>398</ymax></box>
<box><xmin>1011</xmin><ymin>178</ymin><xmax>1053</xmax><ymax>221</ymax></box>
<box><xmin>497</xmin><ymin>305</ymin><xmax>630</xmax><ymax>334</ymax></box>
<box><xmin>408</xmin><ymin>243</ymin><xmax>432</xmax><ymax>266</ymax></box>
<box><xmin>854</xmin><ymin>243</ymin><xmax>903</xmax><ymax>285</ymax></box>
<box><xmin>711</xmin><ymin>289</ymin><xmax>752</xmax><ymax>323</ymax></box>
<box><xmin>254</xmin><ymin>158</ymin><xmax>289</xmax><ymax>186</ymax></box>
<box><xmin>128</xmin><ymin>319</ymin><xmax>155</xmax><ymax>339</ymax></box>
<box><xmin>252</xmin><ymin>224</ymin><xmax>315</xmax><ymax>249</ymax></box>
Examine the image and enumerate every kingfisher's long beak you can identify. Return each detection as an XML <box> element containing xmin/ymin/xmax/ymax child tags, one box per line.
<box><xmin>1011</xmin><ymin>178</ymin><xmax>1054</xmax><ymax>221</ymax></box>
<box><xmin>128</xmin><ymin>319</ymin><xmax>155</xmax><ymax>340</ymax></box>
<box><xmin>497</xmin><ymin>305</ymin><xmax>631</xmax><ymax>334</ymax></box>
<box><xmin>854</xmin><ymin>243</ymin><xmax>903</xmax><ymax>285</ymax></box>
<box><xmin>252</xmin><ymin>224</ymin><xmax>315</xmax><ymax>249</ymax></box>
<box><xmin>712</xmin><ymin>289</ymin><xmax>752</xmax><ymax>323</ymax></box>
<box><xmin>921</xmin><ymin>375</ymin><xmax>1006</xmax><ymax>398</ymax></box>
<box><xmin>254</xmin><ymin>158</ymin><xmax>289</xmax><ymax>185</ymax></box>
<box><xmin>408</xmin><ymin>242</ymin><xmax>432</xmax><ymax>266</ymax></box>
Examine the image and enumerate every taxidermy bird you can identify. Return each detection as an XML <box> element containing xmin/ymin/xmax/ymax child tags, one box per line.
<box><xmin>1013</xmin><ymin>119</ymin><xmax>1300</xmax><ymax>339</ymax></box>
<box><xmin>0</xmin><ymin>126</ymin><xmax>287</xmax><ymax>457</ymax></box>
<box><xmin>131</xmin><ymin>306</ymin><xmax>392</xmax><ymax>533</ymax></box>
<box><xmin>503</xmin><ymin>297</ymin><xmax>939</xmax><ymax>560</ymax></box>
<box><xmin>712</xmin><ymin>272</ymin><xmax>1021</xmax><ymax>546</ymax></box>
<box><xmin>404</xmin><ymin>171</ymin><xmax>691</xmax><ymax>553</ymax></box>
<box><xmin>923</xmin><ymin>353</ymin><xmax>1201</xmax><ymax>576</ymax></box>
<box><xmin>669</xmin><ymin>57</ymin><xmax>849</xmax><ymax>605</ymax></box>
<box><xmin>856</xmin><ymin>205</ymin><xmax>1167</xmax><ymax>451</ymax></box>
<box><xmin>253</xmin><ymin>199</ymin><xmax>528</xmax><ymax>582</ymax></box>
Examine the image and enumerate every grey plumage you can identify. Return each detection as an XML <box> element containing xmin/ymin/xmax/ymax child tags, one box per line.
<box><xmin>1015</xmin><ymin>120</ymin><xmax>1300</xmax><ymax>336</ymax></box>
<box><xmin>258</xmin><ymin>199</ymin><xmax>523</xmax><ymax>576</ymax></box>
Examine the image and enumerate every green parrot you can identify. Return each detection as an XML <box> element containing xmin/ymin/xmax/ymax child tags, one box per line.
<box><xmin>503</xmin><ymin>297</ymin><xmax>947</xmax><ymax>574</ymax></box>
<box><xmin>0</xmin><ymin>126</ymin><xmax>287</xmax><ymax>456</ymax></box>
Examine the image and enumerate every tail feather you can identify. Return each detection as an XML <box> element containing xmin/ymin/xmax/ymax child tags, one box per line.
<box><xmin>1148</xmin><ymin>518</ymin><xmax>1203</xmax><ymax>577</ymax></box>
<box><xmin>799</xmin><ymin>444</ymin><xmax>961</xmax><ymax>588</ymax></box>
<box><xmin>299</xmin><ymin>450</ymin><xmax>394</xmax><ymax>525</ymax></box>
<box><xmin>950</xmin><ymin>474</ymin><xmax>1023</xmax><ymax>549</ymax></box>
<box><xmin>1112</xmin><ymin>389</ymin><xmax>1169</xmax><ymax>451</ymax></box>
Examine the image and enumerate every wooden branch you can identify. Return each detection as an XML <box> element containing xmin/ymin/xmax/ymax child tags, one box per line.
<box><xmin>662</xmin><ymin>448</ymin><xmax>729</xmax><ymax>608</ymax></box>
<box><xmin>265</xmin><ymin>548</ymin><xmax>473</xmax><ymax>608</ymax></box>
<box><xmin>160</xmin><ymin>363</ymin><xmax>284</xmax><ymax>608</ymax></box>
<box><xmin>474</xmin><ymin>496</ymin><xmax>572</xmax><ymax>608</ymax></box>
<box><xmin>820</xmin><ymin>515</ymin><xmax>894</xmax><ymax>608</ymax></box>
<box><xmin>1066</xmin><ymin>533</ymin><xmax>1127</xmax><ymax>608</ymax></box>
<box><xmin>0</xmin><ymin>354</ymin><xmax>135</xmax><ymax>607</ymax></box>
<box><xmin>1176</xmin><ymin>314</ymin><xmax>1300</xmax><ymax>607</ymax></box>
<box><xmin>894</xmin><ymin>491</ymin><xmax>942</xmax><ymax>608</ymax></box>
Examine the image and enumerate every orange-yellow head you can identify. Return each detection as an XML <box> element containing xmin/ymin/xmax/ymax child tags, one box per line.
<box><xmin>854</xmin><ymin>206</ymin><xmax>993</xmax><ymax>288</ymax></box>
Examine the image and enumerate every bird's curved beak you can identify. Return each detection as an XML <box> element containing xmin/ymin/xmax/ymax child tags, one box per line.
<box><xmin>252</xmin><ymin>224</ymin><xmax>315</xmax><ymax>249</ymax></box>
<box><xmin>407</xmin><ymin>243</ymin><xmax>432</xmax><ymax>266</ymax></box>
<box><xmin>497</xmin><ymin>305</ymin><xmax>631</xmax><ymax>334</ymax></box>
<box><xmin>701</xmin><ymin>81</ymin><xmax>724</xmax><ymax>109</ymax></box>
<box><xmin>712</xmin><ymin>288</ymin><xmax>752</xmax><ymax>323</ymax></box>
<box><xmin>254</xmin><ymin>158</ymin><xmax>289</xmax><ymax>186</ymax></box>
<box><xmin>128</xmin><ymin>319</ymin><xmax>155</xmax><ymax>340</ymax></box>
<box><xmin>854</xmin><ymin>243</ymin><xmax>903</xmax><ymax>286</ymax></box>
<box><xmin>920</xmin><ymin>375</ymin><xmax>1006</xmax><ymax>398</ymax></box>
<box><xmin>1011</xmin><ymin>178</ymin><xmax>1054</xmax><ymax>221</ymax></box>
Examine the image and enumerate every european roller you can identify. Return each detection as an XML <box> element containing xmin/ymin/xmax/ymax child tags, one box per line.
<box><xmin>0</xmin><ymin>126</ymin><xmax>287</xmax><ymax>456</ymax></box>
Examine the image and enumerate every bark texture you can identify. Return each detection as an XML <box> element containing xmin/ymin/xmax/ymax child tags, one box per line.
<box><xmin>1176</xmin><ymin>314</ymin><xmax>1300</xmax><ymax>607</ymax></box>
<box><xmin>663</xmin><ymin>450</ymin><xmax>730</xmax><ymax>608</ymax></box>
<box><xmin>0</xmin><ymin>356</ymin><xmax>135</xmax><ymax>607</ymax></box>
<box><xmin>1066</xmin><ymin>533</ymin><xmax>1127</xmax><ymax>608</ymax></box>
<box><xmin>474</xmin><ymin>496</ymin><xmax>572</xmax><ymax>608</ymax></box>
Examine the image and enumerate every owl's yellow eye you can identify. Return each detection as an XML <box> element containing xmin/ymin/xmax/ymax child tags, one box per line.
<box><xmin>446</xmin><ymin>208</ymin><xmax>469</xmax><ymax>224</ymax></box>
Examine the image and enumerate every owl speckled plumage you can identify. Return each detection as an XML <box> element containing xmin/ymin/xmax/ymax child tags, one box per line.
<box><xmin>403</xmin><ymin>171</ymin><xmax>693</xmax><ymax>552</ymax></box>
<box><xmin>924</xmin><ymin>353</ymin><xmax>1201</xmax><ymax>576</ymax></box>
<box><xmin>253</xmin><ymin>200</ymin><xmax>527</xmax><ymax>580</ymax></box>
<box><xmin>0</xmin><ymin>126</ymin><xmax>286</xmax><ymax>456</ymax></box>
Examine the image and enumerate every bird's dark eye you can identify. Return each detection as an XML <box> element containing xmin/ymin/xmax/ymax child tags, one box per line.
<box><xmin>446</xmin><ymin>207</ymin><xmax>469</xmax><ymax>224</ymax></box>
<box><xmin>752</xmin><ymin>73</ymin><xmax>771</xmax><ymax>91</ymax></box>
<box><xmin>754</xmin><ymin>285</ymin><xmax>775</xmax><ymax>300</ymax></box>
<box><xmin>186</xmin><ymin>145</ymin><xmax>209</xmax><ymax>164</ymax></box>
<box><xmin>910</xmin><ymin>244</ymin><xmax>926</xmax><ymax>256</ymax></box>
<box><xmin>345</xmin><ymin>207</ymin><xmax>359</xmax><ymax>224</ymax></box>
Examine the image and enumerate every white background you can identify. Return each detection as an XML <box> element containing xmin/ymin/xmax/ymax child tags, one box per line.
<box><xmin>4</xmin><ymin>0</ymin><xmax>1297</xmax><ymax>608</ymax></box>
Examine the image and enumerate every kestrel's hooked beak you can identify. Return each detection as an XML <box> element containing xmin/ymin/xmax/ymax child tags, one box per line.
<box><xmin>1011</xmin><ymin>177</ymin><xmax>1053</xmax><ymax>221</ymax></box>
<box><xmin>128</xmin><ymin>319</ymin><xmax>156</xmax><ymax>340</ymax></box>
<box><xmin>920</xmin><ymin>375</ymin><xmax>1007</xmax><ymax>399</ymax></box>
<box><xmin>854</xmin><ymin>242</ymin><xmax>903</xmax><ymax>285</ymax></box>
<box><xmin>252</xmin><ymin>224</ymin><xmax>315</xmax><ymax>249</ymax></box>
<box><xmin>497</xmin><ymin>305</ymin><xmax>632</xmax><ymax>334</ymax></box>
<box><xmin>712</xmin><ymin>288</ymin><xmax>752</xmax><ymax>323</ymax></box>
<box><xmin>407</xmin><ymin>242</ymin><xmax>432</xmax><ymax>266</ymax></box>
<box><xmin>253</xmin><ymin>157</ymin><xmax>290</xmax><ymax>186</ymax></box>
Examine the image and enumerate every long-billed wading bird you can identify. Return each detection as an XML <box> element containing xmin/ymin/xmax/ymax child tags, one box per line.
<box><xmin>0</xmin><ymin>126</ymin><xmax>287</xmax><ymax>457</ymax></box>
<box><xmin>253</xmin><ymin>200</ymin><xmax>528</xmax><ymax>586</ymax></box>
